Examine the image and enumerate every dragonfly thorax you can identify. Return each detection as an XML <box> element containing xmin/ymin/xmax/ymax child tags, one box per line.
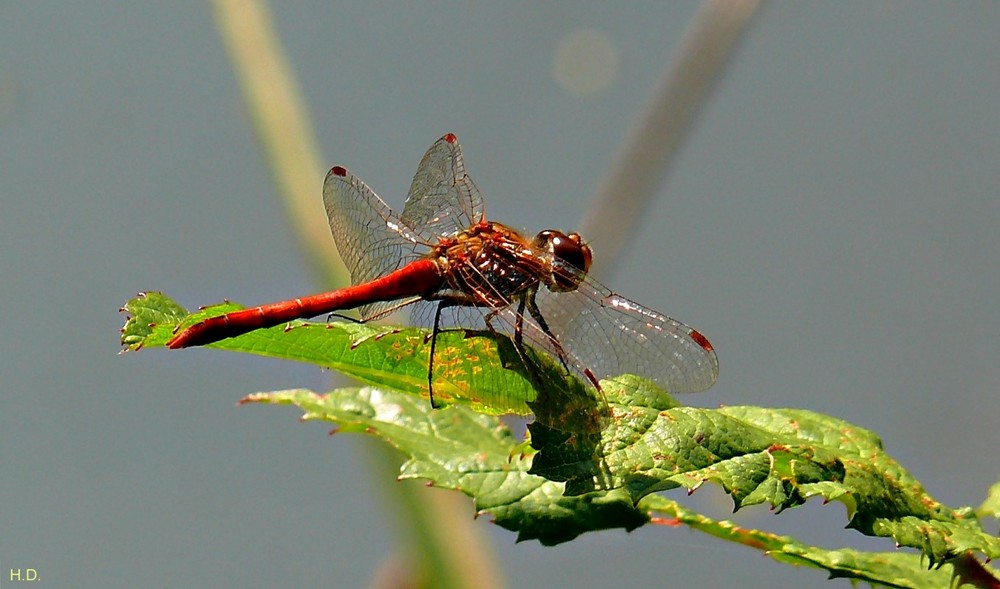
<box><xmin>433</xmin><ymin>221</ymin><xmax>549</xmax><ymax>307</ymax></box>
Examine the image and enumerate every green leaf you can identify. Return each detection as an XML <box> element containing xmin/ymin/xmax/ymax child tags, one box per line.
<box><xmin>241</xmin><ymin>387</ymin><xmax>648</xmax><ymax>545</ymax></box>
<box><xmin>245</xmin><ymin>386</ymin><xmax>999</xmax><ymax>587</ymax></box>
<box><xmin>119</xmin><ymin>291</ymin><xmax>191</xmax><ymax>348</ymax></box>
<box><xmin>120</xmin><ymin>292</ymin><xmax>537</xmax><ymax>415</ymax></box>
<box><xmin>643</xmin><ymin>494</ymin><xmax>1000</xmax><ymax>588</ymax></box>
<box><xmin>123</xmin><ymin>292</ymin><xmax>1000</xmax><ymax>577</ymax></box>
<box><xmin>528</xmin><ymin>375</ymin><xmax>1000</xmax><ymax>567</ymax></box>
<box><xmin>978</xmin><ymin>481</ymin><xmax>1000</xmax><ymax>521</ymax></box>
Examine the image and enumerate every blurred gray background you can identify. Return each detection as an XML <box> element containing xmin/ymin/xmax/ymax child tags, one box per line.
<box><xmin>2</xmin><ymin>2</ymin><xmax>998</xmax><ymax>587</ymax></box>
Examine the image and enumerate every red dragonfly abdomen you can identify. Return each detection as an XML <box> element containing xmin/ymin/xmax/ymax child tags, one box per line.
<box><xmin>167</xmin><ymin>258</ymin><xmax>443</xmax><ymax>349</ymax></box>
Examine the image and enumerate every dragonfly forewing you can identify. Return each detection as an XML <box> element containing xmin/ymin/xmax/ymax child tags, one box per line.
<box><xmin>401</xmin><ymin>133</ymin><xmax>485</xmax><ymax>239</ymax></box>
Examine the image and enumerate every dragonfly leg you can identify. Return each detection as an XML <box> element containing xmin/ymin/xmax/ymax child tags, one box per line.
<box><xmin>521</xmin><ymin>290</ymin><xmax>604</xmax><ymax>391</ymax></box>
<box><xmin>428</xmin><ymin>300</ymin><xmax>450</xmax><ymax>409</ymax></box>
<box><xmin>325</xmin><ymin>312</ymin><xmax>364</xmax><ymax>325</ymax></box>
<box><xmin>500</xmin><ymin>292</ymin><xmax>567</xmax><ymax>393</ymax></box>
<box><xmin>473</xmin><ymin>307</ymin><xmax>520</xmax><ymax>372</ymax></box>
<box><xmin>522</xmin><ymin>289</ymin><xmax>572</xmax><ymax>374</ymax></box>
<box><xmin>425</xmin><ymin>294</ymin><xmax>492</xmax><ymax>408</ymax></box>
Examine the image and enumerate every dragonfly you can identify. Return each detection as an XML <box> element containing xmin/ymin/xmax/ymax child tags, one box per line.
<box><xmin>167</xmin><ymin>133</ymin><xmax>719</xmax><ymax>408</ymax></box>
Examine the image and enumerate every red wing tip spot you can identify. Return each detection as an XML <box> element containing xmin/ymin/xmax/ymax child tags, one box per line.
<box><xmin>690</xmin><ymin>330</ymin><xmax>714</xmax><ymax>352</ymax></box>
<box><xmin>330</xmin><ymin>166</ymin><xmax>348</xmax><ymax>177</ymax></box>
<box><xmin>443</xmin><ymin>133</ymin><xmax>457</xmax><ymax>143</ymax></box>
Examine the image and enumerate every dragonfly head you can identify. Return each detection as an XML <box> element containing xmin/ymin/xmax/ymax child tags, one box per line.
<box><xmin>534</xmin><ymin>230</ymin><xmax>592</xmax><ymax>292</ymax></box>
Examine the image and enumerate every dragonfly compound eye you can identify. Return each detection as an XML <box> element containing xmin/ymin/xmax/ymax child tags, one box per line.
<box><xmin>535</xmin><ymin>230</ymin><xmax>592</xmax><ymax>292</ymax></box>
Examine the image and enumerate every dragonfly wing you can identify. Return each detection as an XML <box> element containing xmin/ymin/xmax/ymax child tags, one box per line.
<box><xmin>323</xmin><ymin>165</ymin><xmax>425</xmax><ymax>320</ymax></box>
<box><xmin>401</xmin><ymin>133</ymin><xmax>485</xmax><ymax>237</ymax></box>
<box><xmin>531</xmin><ymin>280</ymin><xmax>719</xmax><ymax>394</ymax></box>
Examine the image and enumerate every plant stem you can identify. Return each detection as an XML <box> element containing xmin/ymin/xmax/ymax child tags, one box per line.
<box><xmin>208</xmin><ymin>1</ymin><xmax>503</xmax><ymax>587</ymax></box>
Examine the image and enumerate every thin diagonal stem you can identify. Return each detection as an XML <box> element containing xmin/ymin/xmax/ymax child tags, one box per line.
<box><xmin>209</xmin><ymin>2</ymin><xmax>502</xmax><ymax>588</ymax></box>
<box><xmin>211</xmin><ymin>0</ymin><xmax>346</xmax><ymax>286</ymax></box>
<box><xmin>580</xmin><ymin>0</ymin><xmax>762</xmax><ymax>279</ymax></box>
